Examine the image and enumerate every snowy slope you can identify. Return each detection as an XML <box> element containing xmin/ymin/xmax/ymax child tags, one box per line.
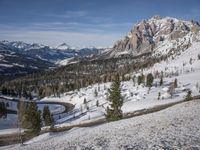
<box><xmin>4</xmin><ymin>99</ymin><xmax>200</xmax><ymax>150</ymax></box>
<box><xmin>55</xmin><ymin>57</ymin><xmax>78</xmax><ymax>66</ymax></box>
<box><xmin>38</xmin><ymin>41</ymin><xmax>200</xmax><ymax>127</ymax></box>
<box><xmin>144</xmin><ymin>42</ymin><xmax>200</xmax><ymax>74</ymax></box>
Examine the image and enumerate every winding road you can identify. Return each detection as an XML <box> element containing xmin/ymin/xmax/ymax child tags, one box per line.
<box><xmin>0</xmin><ymin>96</ymin><xmax>74</xmax><ymax>115</ymax></box>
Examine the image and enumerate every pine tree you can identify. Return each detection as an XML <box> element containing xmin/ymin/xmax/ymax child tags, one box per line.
<box><xmin>137</xmin><ymin>74</ymin><xmax>145</xmax><ymax>85</ymax></box>
<box><xmin>174</xmin><ymin>78</ymin><xmax>178</xmax><ymax>88</ymax></box>
<box><xmin>146</xmin><ymin>73</ymin><xmax>154</xmax><ymax>87</ymax></box>
<box><xmin>106</xmin><ymin>74</ymin><xmax>123</xmax><ymax>122</ymax></box>
<box><xmin>28</xmin><ymin>92</ymin><xmax>33</xmax><ymax>100</ymax></box>
<box><xmin>94</xmin><ymin>88</ymin><xmax>98</xmax><ymax>97</ymax></box>
<box><xmin>0</xmin><ymin>101</ymin><xmax>7</xmax><ymax>118</ymax></box>
<box><xmin>160</xmin><ymin>75</ymin><xmax>163</xmax><ymax>86</ymax></box>
<box><xmin>96</xmin><ymin>100</ymin><xmax>99</xmax><ymax>107</ymax></box>
<box><xmin>83</xmin><ymin>98</ymin><xmax>88</xmax><ymax>110</ymax></box>
<box><xmin>137</xmin><ymin>76</ymin><xmax>142</xmax><ymax>85</ymax></box>
<box><xmin>185</xmin><ymin>90</ymin><xmax>192</xmax><ymax>101</ymax></box>
<box><xmin>189</xmin><ymin>58</ymin><xmax>193</xmax><ymax>65</ymax></box>
<box><xmin>43</xmin><ymin>105</ymin><xmax>54</xmax><ymax>127</ymax></box>
<box><xmin>17</xmin><ymin>98</ymin><xmax>27</xmax><ymax>127</ymax></box>
<box><xmin>83</xmin><ymin>98</ymin><xmax>87</xmax><ymax>104</ymax></box>
<box><xmin>196</xmin><ymin>82</ymin><xmax>200</xmax><ymax>93</ymax></box>
<box><xmin>24</xmin><ymin>101</ymin><xmax>41</xmax><ymax>135</ymax></box>
<box><xmin>17</xmin><ymin>98</ymin><xmax>27</xmax><ymax>145</ymax></box>
<box><xmin>1</xmin><ymin>86</ymin><xmax>8</xmax><ymax>95</ymax></box>
<box><xmin>132</xmin><ymin>75</ymin><xmax>136</xmax><ymax>86</ymax></box>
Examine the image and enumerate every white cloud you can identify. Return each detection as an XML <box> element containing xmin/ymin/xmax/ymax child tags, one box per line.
<box><xmin>63</xmin><ymin>10</ymin><xmax>87</xmax><ymax>18</ymax></box>
<box><xmin>44</xmin><ymin>10</ymin><xmax>87</xmax><ymax>19</ymax></box>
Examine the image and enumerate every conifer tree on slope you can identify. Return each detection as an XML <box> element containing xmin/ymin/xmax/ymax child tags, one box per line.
<box><xmin>17</xmin><ymin>98</ymin><xmax>27</xmax><ymax>145</ymax></box>
<box><xmin>25</xmin><ymin>101</ymin><xmax>41</xmax><ymax>135</ymax></box>
<box><xmin>146</xmin><ymin>73</ymin><xmax>154</xmax><ymax>87</ymax></box>
<box><xmin>106</xmin><ymin>74</ymin><xmax>123</xmax><ymax>122</ymax></box>
<box><xmin>43</xmin><ymin>105</ymin><xmax>54</xmax><ymax>127</ymax></box>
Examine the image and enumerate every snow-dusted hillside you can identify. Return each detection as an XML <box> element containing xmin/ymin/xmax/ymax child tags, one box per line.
<box><xmin>4</xmin><ymin>99</ymin><xmax>200</xmax><ymax>150</ymax></box>
<box><xmin>38</xmin><ymin>42</ymin><xmax>200</xmax><ymax>127</ymax></box>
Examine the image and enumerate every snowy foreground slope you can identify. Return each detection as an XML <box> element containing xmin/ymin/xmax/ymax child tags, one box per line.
<box><xmin>4</xmin><ymin>99</ymin><xmax>200</xmax><ymax>150</ymax></box>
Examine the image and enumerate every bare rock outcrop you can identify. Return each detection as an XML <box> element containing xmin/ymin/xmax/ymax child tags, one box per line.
<box><xmin>110</xmin><ymin>16</ymin><xmax>200</xmax><ymax>57</ymax></box>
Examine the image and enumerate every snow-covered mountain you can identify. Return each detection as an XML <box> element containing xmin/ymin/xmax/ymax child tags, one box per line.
<box><xmin>0</xmin><ymin>46</ymin><xmax>55</xmax><ymax>83</ymax></box>
<box><xmin>0</xmin><ymin>41</ymin><xmax>103</xmax><ymax>64</ymax></box>
<box><xmin>1</xmin><ymin>40</ymin><xmax>45</xmax><ymax>51</ymax></box>
<box><xmin>56</xmin><ymin>43</ymin><xmax>72</xmax><ymax>50</ymax></box>
<box><xmin>107</xmin><ymin>16</ymin><xmax>200</xmax><ymax>58</ymax></box>
<box><xmin>0</xmin><ymin>40</ymin><xmax>104</xmax><ymax>82</ymax></box>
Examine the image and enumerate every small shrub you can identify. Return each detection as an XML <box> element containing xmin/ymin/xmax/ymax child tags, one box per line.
<box><xmin>185</xmin><ymin>90</ymin><xmax>192</xmax><ymax>101</ymax></box>
<box><xmin>174</xmin><ymin>78</ymin><xmax>178</xmax><ymax>88</ymax></box>
<box><xmin>96</xmin><ymin>100</ymin><xmax>99</xmax><ymax>107</ymax></box>
<box><xmin>189</xmin><ymin>58</ymin><xmax>193</xmax><ymax>65</ymax></box>
<box><xmin>158</xmin><ymin>92</ymin><xmax>161</xmax><ymax>100</ymax></box>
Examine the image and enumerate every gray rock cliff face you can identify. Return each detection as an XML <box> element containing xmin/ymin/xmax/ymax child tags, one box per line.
<box><xmin>110</xmin><ymin>16</ymin><xmax>200</xmax><ymax>57</ymax></box>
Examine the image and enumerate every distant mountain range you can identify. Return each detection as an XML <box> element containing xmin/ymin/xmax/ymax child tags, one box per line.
<box><xmin>0</xmin><ymin>40</ymin><xmax>104</xmax><ymax>82</ymax></box>
<box><xmin>0</xmin><ymin>40</ymin><xmax>103</xmax><ymax>63</ymax></box>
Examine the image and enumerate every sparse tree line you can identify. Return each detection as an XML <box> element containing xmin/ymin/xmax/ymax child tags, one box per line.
<box><xmin>1</xmin><ymin>47</ymin><xmax>198</xmax><ymax>100</ymax></box>
<box><xmin>133</xmin><ymin>70</ymin><xmax>197</xmax><ymax>101</ymax></box>
<box><xmin>1</xmin><ymin>55</ymin><xmax>167</xmax><ymax>99</ymax></box>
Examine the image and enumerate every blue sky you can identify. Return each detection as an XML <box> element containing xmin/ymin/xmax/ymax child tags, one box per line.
<box><xmin>0</xmin><ymin>0</ymin><xmax>200</xmax><ymax>47</ymax></box>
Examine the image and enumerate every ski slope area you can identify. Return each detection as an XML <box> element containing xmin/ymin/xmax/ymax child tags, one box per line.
<box><xmin>4</xmin><ymin>99</ymin><xmax>200</xmax><ymax>150</ymax></box>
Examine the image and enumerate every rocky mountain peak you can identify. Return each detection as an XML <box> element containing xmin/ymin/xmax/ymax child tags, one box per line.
<box><xmin>111</xmin><ymin>16</ymin><xmax>200</xmax><ymax>57</ymax></box>
<box><xmin>151</xmin><ymin>15</ymin><xmax>162</xmax><ymax>20</ymax></box>
<box><xmin>56</xmin><ymin>43</ymin><xmax>71</xmax><ymax>50</ymax></box>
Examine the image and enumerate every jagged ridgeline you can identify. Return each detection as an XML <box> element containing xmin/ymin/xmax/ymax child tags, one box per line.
<box><xmin>1</xmin><ymin>16</ymin><xmax>200</xmax><ymax>98</ymax></box>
